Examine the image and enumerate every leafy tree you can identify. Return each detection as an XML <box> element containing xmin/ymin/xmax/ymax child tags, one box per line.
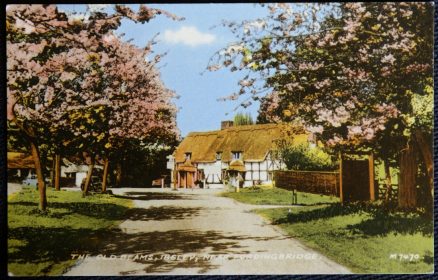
<box><xmin>276</xmin><ymin>142</ymin><xmax>335</xmax><ymax>171</ymax></box>
<box><xmin>209</xmin><ymin>3</ymin><xmax>433</xmax><ymax>210</ymax></box>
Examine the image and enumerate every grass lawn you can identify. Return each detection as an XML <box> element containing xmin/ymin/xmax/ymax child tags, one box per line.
<box><xmin>221</xmin><ymin>185</ymin><xmax>339</xmax><ymax>205</ymax></box>
<box><xmin>255</xmin><ymin>204</ymin><xmax>433</xmax><ymax>273</ymax></box>
<box><xmin>8</xmin><ymin>187</ymin><xmax>133</xmax><ymax>276</ymax></box>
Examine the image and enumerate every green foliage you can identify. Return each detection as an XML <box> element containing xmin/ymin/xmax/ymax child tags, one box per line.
<box><xmin>110</xmin><ymin>135</ymin><xmax>178</xmax><ymax>187</ymax></box>
<box><xmin>410</xmin><ymin>80</ymin><xmax>433</xmax><ymax>129</ymax></box>
<box><xmin>279</xmin><ymin>143</ymin><xmax>335</xmax><ymax>171</ymax></box>
<box><xmin>233</xmin><ymin>112</ymin><xmax>254</xmax><ymax>126</ymax></box>
<box><xmin>221</xmin><ymin>186</ymin><xmax>338</xmax><ymax>205</ymax></box>
<box><xmin>8</xmin><ymin>188</ymin><xmax>132</xmax><ymax>276</ymax></box>
<box><xmin>256</xmin><ymin>204</ymin><xmax>433</xmax><ymax>273</ymax></box>
<box><xmin>7</xmin><ymin>121</ymin><xmax>29</xmax><ymax>153</ymax></box>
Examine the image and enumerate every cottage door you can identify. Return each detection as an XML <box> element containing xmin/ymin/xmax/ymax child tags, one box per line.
<box><xmin>187</xmin><ymin>172</ymin><xmax>194</xmax><ymax>188</ymax></box>
<box><xmin>180</xmin><ymin>172</ymin><xmax>186</xmax><ymax>188</ymax></box>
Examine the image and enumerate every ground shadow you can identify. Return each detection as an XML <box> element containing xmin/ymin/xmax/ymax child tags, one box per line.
<box><xmin>125</xmin><ymin>206</ymin><xmax>203</xmax><ymax>221</ymax></box>
<box><xmin>92</xmin><ymin>228</ymin><xmax>281</xmax><ymax>274</ymax></box>
<box><xmin>114</xmin><ymin>192</ymin><xmax>194</xmax><ymax>201</ymax></box>
<box><xmin>9</xmin><ymin>225</ymin><xmax>270</xmax><ymax>274</ymax></box>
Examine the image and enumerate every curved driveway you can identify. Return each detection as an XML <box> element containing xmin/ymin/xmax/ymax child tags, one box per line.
<box><xmin>64</xmin><ymin>188</ymin><xmax>350</xmax><ymax>275</ymax></box>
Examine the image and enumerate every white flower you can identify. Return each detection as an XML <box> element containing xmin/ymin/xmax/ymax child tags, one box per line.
<box><xmin>239</xmin><ymin>79</ymin><xmax>254</xmax><ymax>87</ymax></box>
<box><xmin>14</xmin><ymin>18</ymin><xmax>35</xmax><ymax>34</ymax></box>
<box><xmin>207</xmin><ymin>64</ymin><xmax>221</xmax><ymax>71</ymax></box>
<box><xmin>348</xmin><ymin>125</ymin><xmax>362</xmax><ymax>135</ymax></box>
<box><xmin>225</xmin><ymin>43</ymin><xmax>244</xmax><ymax>54</ymax></box>
<box><xmin>307</xmin><ymin>125</ymin><xmax>324</xmax><ymax>134</ymax></box>
<box><xmin>381</xmin><ymin>54</ymin><xmax>396</xmax><ymax>65</ymax></box>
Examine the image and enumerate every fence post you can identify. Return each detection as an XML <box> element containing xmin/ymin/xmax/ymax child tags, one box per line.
<box><xmin>369</xmin><ymin>153</ymin><xmax>375</xmax><ymax>201</ymax></box>
<box><xmin>339</xmin><ymin>152</ymin><xmax>344</xmax><ymax>203</ymax></box>
<box><xmin>289</xmin><ymin>189</ymin><xmax>298</xmax><ymax>205</ymax></box>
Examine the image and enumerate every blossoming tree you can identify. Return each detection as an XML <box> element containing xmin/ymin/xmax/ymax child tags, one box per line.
<box><xmin>209</xmin><ymin>2</ymin><xmax>433</xmax><ymax>209</ymax></box>
<box><xmin>7</xmin><ymin>4</ymin><xmax>181</xmax><ymax>209</ymax></box>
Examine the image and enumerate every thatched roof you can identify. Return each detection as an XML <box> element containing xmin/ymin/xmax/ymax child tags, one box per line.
<box><xmin>8</xmin><ymin>152</ymin><xmax>35</xmax><ymax>169</ymax></box>
<box><xmin>174</xmin><ymin>123</ymin><xmax>309</xmax><ymax>163</ymax></box>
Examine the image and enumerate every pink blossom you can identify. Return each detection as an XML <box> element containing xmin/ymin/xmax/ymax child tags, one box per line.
<box><xmin>307</xmin><ymin>125</ymin><xmax>324</xmax><ymax>134</ymax></box>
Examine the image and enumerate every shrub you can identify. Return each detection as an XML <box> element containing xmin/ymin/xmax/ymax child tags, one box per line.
<box><xmin>280</xmin><ymin>143</ymin><xmax>336</xmax><ymax>171</ymax></box>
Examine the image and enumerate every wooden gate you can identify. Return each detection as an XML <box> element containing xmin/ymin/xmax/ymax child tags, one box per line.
<box><xmin>340</xmin><ymin>153</ymin><xmax>375</xmax><ymax>202</ymax></box>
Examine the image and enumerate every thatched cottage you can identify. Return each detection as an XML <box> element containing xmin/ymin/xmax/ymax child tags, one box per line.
<box><xmin>167</xmin><ymin>121</ymin><xmax>309</xmax><ymax>188</ymax></box>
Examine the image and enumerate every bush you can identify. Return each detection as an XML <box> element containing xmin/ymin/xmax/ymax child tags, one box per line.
<box><xmin>281</xmin><ymin>143</ymin><xmax>335</xmax><ymax>171</ymax></box>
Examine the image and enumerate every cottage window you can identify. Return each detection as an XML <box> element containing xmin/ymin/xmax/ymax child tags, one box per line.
<box><xmin>185</xmin><ymin>152</ymin><xmax>192</xmax><ymax>160</ymax></box>
<box><xmin>232</xmin><ymin>151</ymin><xmax>242</xmax><ymax>160</ymax></box>
<box><xmin>216</xmin><ymin>152</ymin><xmax>222</xmax><ymax>160</ymax></box>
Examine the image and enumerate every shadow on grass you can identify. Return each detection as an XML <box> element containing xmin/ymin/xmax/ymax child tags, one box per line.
<box><xmin>346</xmin><ymin>211</ymin><xmax>433</xmax><ymax>237</ymax></box>
<box><xmin>274</xmin><ymin>203</ymin><xmax>360</xmax><ymax>224</ymax></box>
<box><xmin>275</xmin><ymin>203</ymin><xmax>432</xmax><ymax>237</ymax></box>
<box><xmin>294</xmin><ymin>202</ymin><xmax>338</xmax><ymax>206</ymax></box>
<box><xmin>9</xmin><ymin>200</ymin><xmax>130</xmax><ymax>221</ymax></box>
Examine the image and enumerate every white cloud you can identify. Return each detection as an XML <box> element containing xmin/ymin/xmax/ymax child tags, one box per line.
<box><xmin>162</xmin><ymin>26</ymin><xmax>216</xmax><ymax>47</ymax></box>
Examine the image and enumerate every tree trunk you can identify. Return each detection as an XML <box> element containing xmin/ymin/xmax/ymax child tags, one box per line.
<box><xmin>30</xmin><ymin>141</ymin><xmax>47</xmax><ymax>211</ymax></box>
<box><xmin>398</xmin><ymin>143</ymin><xmax>417</xmax><ymax>209</ymax></box>
<box><xmin>383</xmin><ymin>159</ymin><xmax>393</xmax><ymax>203</ymax></box>
<box><xmin>54</xmin><ymin>154</ymin><xmax>61</xmax><ymax>191</ymax></box>
<box><xmin>102</xmin><ymin>158</ymin><xmax>109</xmax><ymax>193</ymax></box>
<box><xmin>83</xmin><ymin>157</ymin><xmax>95</xmax><ymax>197</ymax></box>
<box><xmin>51</xmin><ymin>156</ymin><xmax>56</xmax><ymax>188</ymax></box>
<box><xmin>414</xmin><ymin>130</ymin><xmax>433</xmax><ymax>200</ymax></box>
<box><xmin>116</xmin><ymin>162</ymin><xmax>122</xmax><ymax>188</ymax></box>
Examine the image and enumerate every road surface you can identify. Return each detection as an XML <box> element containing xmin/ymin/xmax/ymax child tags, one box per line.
<box><xmin>64</xmin><ymin>188</ymin><xmax>350</xmax><ymax>275</ymax></box>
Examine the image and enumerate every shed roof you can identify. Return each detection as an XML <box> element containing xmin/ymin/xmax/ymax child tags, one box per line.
<box><xmin>7</xmin><ymin>152</ymin><xmax>35</xmax><ymax>169</ymax></box>
<box><xmin>174</xmin><ymin>123</ymin><xmax>308</xmax><ymax>163</ymax></box>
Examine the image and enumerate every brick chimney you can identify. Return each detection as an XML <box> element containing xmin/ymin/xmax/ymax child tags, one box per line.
<box><xmin>221</xmin><ymin>120</ymin><xmax>234</xmax><ymax>130</ymax></box>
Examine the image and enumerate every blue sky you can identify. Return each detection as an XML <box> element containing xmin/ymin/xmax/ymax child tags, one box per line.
<box><xmin>58</xmin><ymin>4</ymin><xmax>270</xmax><ymax>137</ymax></box>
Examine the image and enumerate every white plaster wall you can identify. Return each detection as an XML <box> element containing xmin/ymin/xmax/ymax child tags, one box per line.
<box><xmin>245</xmin><ymin>162</ymin><xmax>252</xmax><ymax>170</ymax></box>
<box><xmin>177</xmin><ymin>159</ymin><xmax>283</xmax><ymax>189</ymax></box>
<box><xmin>259</xmin><ymin>171</ymin><xmax>268</xmax><ymax>181</ymax></box>
<box><xmin>76</xmin><ymin>172</ymin><xmax>87</xmax><ymax>187</ymax></box>
<box><xmin>198</xmin><ymin>161</ymin><xmax>223</xmax><ymax>184</ymax></box>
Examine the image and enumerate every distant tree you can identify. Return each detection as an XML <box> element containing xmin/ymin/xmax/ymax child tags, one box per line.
<box><xmin>234</xmin><ymin>112</ymin><xmax>254</xmax><ymax>126</ymax></box>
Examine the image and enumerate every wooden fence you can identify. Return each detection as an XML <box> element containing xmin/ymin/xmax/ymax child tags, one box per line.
<box><xmin>274</xmin><ymin>170</ymin><xmax>340</xmax><ymax>197</ymax></box>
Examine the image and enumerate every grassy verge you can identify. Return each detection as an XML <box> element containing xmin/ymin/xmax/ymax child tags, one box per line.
<box><xmin>255</xmin><ymin>204</ymin><xmax>433</xmax><ymax>273</ymax></box>
<box><xmin>8</xmin><ymin>187</ymin><xmax>133</xmax><ymax>276</ymax></box>
<box><xmin>221</xmin><ymin>185</ymin><xmax>339</xmax><ymax>205</ymax></box>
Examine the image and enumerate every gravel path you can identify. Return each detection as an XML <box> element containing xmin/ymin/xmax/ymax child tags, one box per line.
<box><xmin>64</xmin><ymin>188</ymin><xmax>350</xmax><ymax>275</ymax></box>
<box><xmin>7</xmin><ymin>183</ymin><xmax>23</xmax><ymax>197</ymax></box>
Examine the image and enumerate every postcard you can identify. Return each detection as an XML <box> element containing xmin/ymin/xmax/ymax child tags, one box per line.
<box><xmin>6</xmin><ymin>2</ymin><xmax>434</xmax><ymax>276</ymax></box>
